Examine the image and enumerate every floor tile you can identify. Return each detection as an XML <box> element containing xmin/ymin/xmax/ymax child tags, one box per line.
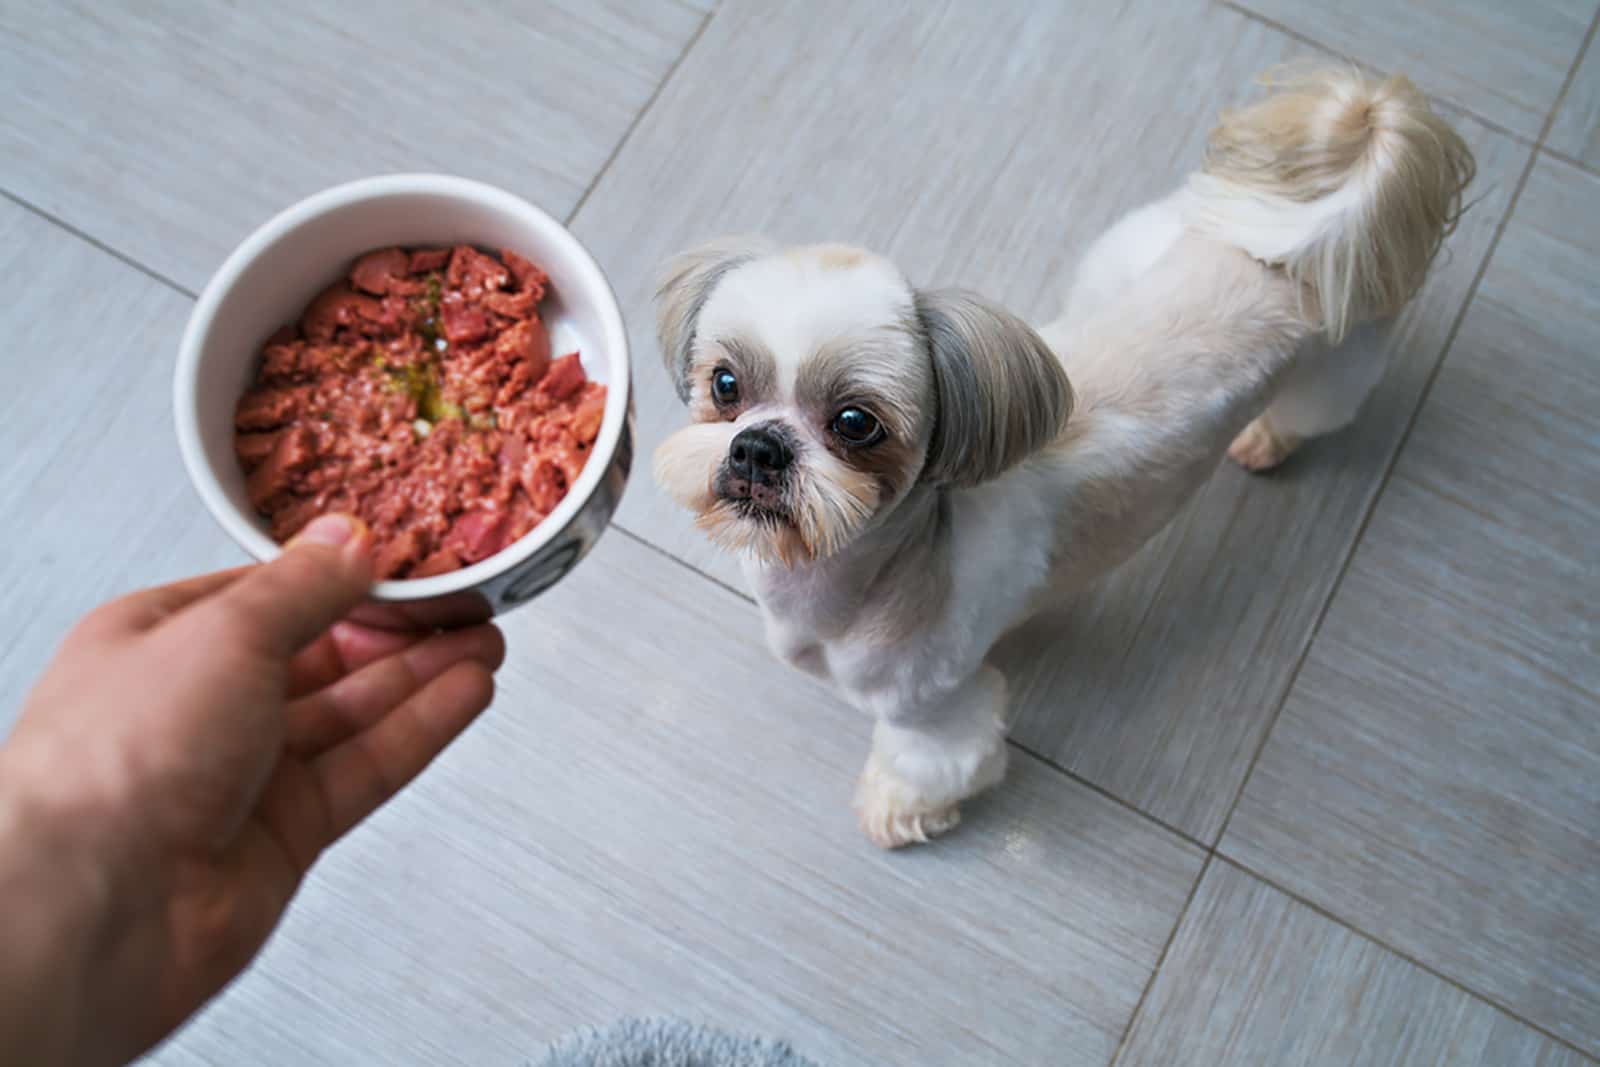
<box><xmin>1231</xmin><ymin>0</ymin><xmax>1596</xmax><ymax>140</ymax></box>
<box><xmin>1222</xmin><ymin>157</ymin><xmax>1600</xmax><ymax>1056</ymax></box>
<box><xmin>148</xmin><ymin>532</ymin><xmax>1204</xmax><ymax>1067</ymax></box>
<box><xmin>0</xmin><ymin>0</ymin><xmax>705</xmax><ymax>292</ymax></box>
<box><xmin>1548</xmin><ymin>36</ymin><xmax>1600</xmax><ymax>168</ymax></box>
<box><xmin>0</xmin><ymin>199</ymin><xmax>242</xmax><ymax>722</ymax></box>
<box><xmin>1117</xmin><ymin>862</ymin><xmax>1590</xmax><ymax>1067</ymax></box>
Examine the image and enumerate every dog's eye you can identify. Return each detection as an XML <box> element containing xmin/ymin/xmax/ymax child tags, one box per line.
<box><xmin>832</xmin><ymin>407</ymin><xmax>883</xmax><ymax>445</ymax></box>
<box><xmin>711</xmin><ymin>367</ymin><xmax>740</xmax><ymax>405</ymax></box>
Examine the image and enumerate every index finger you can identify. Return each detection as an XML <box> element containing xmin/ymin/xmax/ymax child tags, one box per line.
<box><xmin>82</xmin><ymin>566</ymin><xmax>254</xmax><ymax>637</ymax></box>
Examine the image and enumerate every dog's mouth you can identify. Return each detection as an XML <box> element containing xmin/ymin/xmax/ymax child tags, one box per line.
<box><xmin>729</xmin><ymin>496</ymin><xmax>793</xmax><ymax>525</ymax></box>
<box><xmin>714</xmin><ymin>469</ymin><xmax>795</xmax><ymax>526</ymax></box>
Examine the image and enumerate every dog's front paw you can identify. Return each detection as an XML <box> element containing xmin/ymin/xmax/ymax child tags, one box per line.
<box><xmin>1228</xmin><ymin>416</ymin><xmax>1301</xmax><ymax>473</ymax></box>
<box><xmin>853</xmin><ymin>753</ymin><xmax>963</xmax><ymax>850</ymax></box>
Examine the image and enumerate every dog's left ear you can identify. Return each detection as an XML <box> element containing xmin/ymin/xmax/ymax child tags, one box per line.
<box><xmin>915</xmin><ymin>288</ymin><xmax>1074</xmax><ymax>488</ymax></box>
<box><xmin>654</xmin><ymin>235</ymin><xmax>774</xmax><ymax>403</ymax></box>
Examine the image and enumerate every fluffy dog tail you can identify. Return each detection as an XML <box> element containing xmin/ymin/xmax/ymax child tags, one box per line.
<box><xmin>1183</xmin><ymin>65</ymin><xmax>1476</xmax><ymax>343</ymax></box>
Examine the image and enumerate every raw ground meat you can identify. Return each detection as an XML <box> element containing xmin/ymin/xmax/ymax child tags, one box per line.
<box><xmin>233</xmin><ymin>244</ymin><xmax>606</xmax><ymax>579</ymax></box>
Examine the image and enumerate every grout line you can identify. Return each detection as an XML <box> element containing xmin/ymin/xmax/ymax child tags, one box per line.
<box><xmin>1214</xmin><ymin>854</ymin><xmax>1600</xmax><ymax>1061</ymax></box>
<box><xmin>1217</xmin><ymin>0</ymin><xmax>1548</xmax><ymax>149</ymax></box>
<box><xmin>1107</xmin><ymin>854</ymin><xmax>1215</xmax><ymax>1066</ymax></box>
<box><xmin>1210</xmin><ymin>127</ymin><xmax>1545</xmax><ymax>851</ymax></box>
<box><xmin>1006</xmin><ymin>741</ymin><xmax>1211</xmax><ymax>854</ymax></box>
<box><xmin>1534</xmin><ymin>5</ymin><xmax>1600</xmax><ymax>151</ymax></box>
<box><xmin>563</xmin><ymin>6</ymin><xmax>716</xmax><ymax>227</ymax></box>
<box><xmin>1538</xmin><ymin>143</ymin><xmax>1600</xmax><ymax>179</ymax></box>
<box><xmin>610</xmin><ymin>523</ymin><xmax>753</xmax><ymax>604</ymax></box>
<box><xmin>0</xmin><ymin>188</ymin><xmax>198</xmax><ymax>300</ymax></box>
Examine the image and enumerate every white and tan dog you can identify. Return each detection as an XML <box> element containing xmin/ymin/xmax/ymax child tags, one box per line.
<box><xmin>652</xmin><ymin>67</ymin><xmax>1474</xmax><ymax>848</ymax></box>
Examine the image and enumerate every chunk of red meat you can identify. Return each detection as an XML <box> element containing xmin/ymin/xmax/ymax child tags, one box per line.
<box><xmin>302</xmin><ymin>283</ymin><xmax>382</xmax><ymax>342</ymax></box>
<box><xmin>235</xmin><ymin>431</ymin><xmax>279</xmax><ymax>471</ymax></box>
<box><xmin>506</xmin><ymin>491</ymin><xmax>541</xmax><ymax>539</ymax></box>
<box><xmin>268</xmin><ymin>495</ymin><xmax>326</xmax><ymax>543</ymax></box>
<box><xmin>375</xmin><ymin>293</ymin><xmax>424</xmax><ymax>334</ymax></box>
<box><xmin>535</xmin><ymin>424</ymin><xmax>587</xmax><ymax>487</ymax></box>
<box><xmin>373</xmin><ymin>527</ymin><xmax>425</xmax><ymax>579</ymax></box>
<box><xmin>494</xmin><ymin>318</ymin><xmax>551</xmax><ymax>369</ymax></box>
<box><xmin>439</xmin><ymin>290</ymin><xmax>492</xmax><ymax>345</ymax></box>
<box><xmin>408</xmin><ymin>248</ymin><xmax>450</xmax><ymax>273</ymax></box>
<box><xmin>500</xmin><ymin>249</ymin><xmax>548</xmax><ymax>301</ymax></box>
<box><xmin>446</xmin><ymin>507</ymin><xmax>512</xmax><ymax>564</ymax></box>
<box><xmin>265</xmin><ymin>324</ymin><xmax>298</xmax><ymax>346</ymax></box>
<box><xmin>411</xmin><ymin>546</ymin><xmax>463</xmax><ymax>578</ymax></box>
<box><xmin>520</xmin><ymin>455</ymin><xmax>565</xmax><ymax>513</ymax></box>
<box><xmin>569</xmin><ymin>384</ymin><xmax>606</xmax><ymax>445</ymax></box>
<box><xmin>260</xmin><ymin>340</ymin><xmax>356</xmax><ymax>383</ymax></box>
<box><xmin>447</xmin><ymin>246</ymin><xmax>509</xmax><ymax>295</ymax></box>
<box><xmin>483</xmin><ymin>288</ymin><xmax>538</xmax><ymax>320</ymax></box>
<box><xmin>235</xmin><ymin>386</ymin><xmax>306</xmax><ymax>431</ymax></box>
<box><xmin>350</xmin><ymin>247</ymin><xmax>413</xmax><ymax>295</ymax></box>
<box><xmin>537</xmin><ymin>352</ymin><xmax>586</xmax><ymax>401</ymax></box>
<box><xmin>497</xmin><ymin>431</ymin><xmax>526</xmax><ymax>472</ymax></box>
<box><xmin>496</xmin><ymin>360</ymin><xmax>535</xmax><ymax>408</ymax></box>
<box><xmin>258</xmin><ymin>343</ymin><xmax>302</xmax><ymax>383</ymax></box>
<box><xmin>247</xmin><ymin>427</ymin><xmax>317</xmax><ymax>510</ymax></box>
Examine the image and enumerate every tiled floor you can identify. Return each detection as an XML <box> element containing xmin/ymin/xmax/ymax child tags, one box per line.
<box><xmin>1</xmin><ymin>2</ymin><xmax>1596</xmax><ymax>1065</ymax></box>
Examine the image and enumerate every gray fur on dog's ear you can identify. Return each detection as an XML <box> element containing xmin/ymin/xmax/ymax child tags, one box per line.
<box><xmin>654</xmin><ymin>236</ymin><xmax>774</xmax><ymax>402</ymax></box>
<box><xmin>915</xmin><ymin>288</ymin><xmax>1074</xmax><ymax>488</ymax></box>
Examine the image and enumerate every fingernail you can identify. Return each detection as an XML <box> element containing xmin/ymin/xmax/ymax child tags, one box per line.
<box><xmin>293</xmin><ymin>514</ymin><xmax>357</xmax><ymax>548</ymax></box>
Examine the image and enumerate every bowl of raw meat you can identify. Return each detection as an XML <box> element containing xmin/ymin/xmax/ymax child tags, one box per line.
<box><xmin>175</xmin><ymin>174</ymin><xmax>632</xmax><ymax>622</ymax></box>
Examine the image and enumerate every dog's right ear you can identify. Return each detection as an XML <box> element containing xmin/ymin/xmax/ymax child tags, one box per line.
<box><xmin>654</xmin><ymin>236</ymin><xmax>773</xmax><ymax>403</ymax></box>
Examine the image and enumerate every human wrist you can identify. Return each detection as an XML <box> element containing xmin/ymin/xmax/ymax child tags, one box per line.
<box><xmin>0</xmin><ymin>756</ymin><xmax>118</xmax><ymax>1065</ymax></box>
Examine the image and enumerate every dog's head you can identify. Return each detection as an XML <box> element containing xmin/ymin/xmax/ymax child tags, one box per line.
<box><xmin>651</xmin><ymin>238</ymin><xmax>1073</xmax><ymax>565</ymax></box>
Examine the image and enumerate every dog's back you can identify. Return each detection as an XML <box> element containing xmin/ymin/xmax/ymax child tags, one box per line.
<box><xmin>1034</xmin><ymin>65</ymin><xmax>1476</xmax><ymax>578</ymax></box>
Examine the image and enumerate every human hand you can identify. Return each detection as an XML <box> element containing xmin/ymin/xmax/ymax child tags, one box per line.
<box><xmin>0</xmin><ymin>515</ymin><xmax>505</xmax><ymax>1067</ymax></box>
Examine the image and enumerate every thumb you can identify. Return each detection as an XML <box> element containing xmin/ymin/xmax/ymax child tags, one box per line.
<box><xmin>202</xmin><ymin>515</ymin><xmax>377</xmax><ymax>659</ymax></box>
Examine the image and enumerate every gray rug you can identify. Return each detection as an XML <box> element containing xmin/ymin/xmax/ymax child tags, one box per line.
<box><xmin>534</xmin><ymin>1018</ymin><xmax>821</xmax><ymax>1067</ymax></box>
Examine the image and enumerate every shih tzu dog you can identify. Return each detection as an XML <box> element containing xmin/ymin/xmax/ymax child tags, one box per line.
<box><xmin>652</xmin><ymin>67</ymin><xmax>1475</xmax><ymax>848</ymax></box>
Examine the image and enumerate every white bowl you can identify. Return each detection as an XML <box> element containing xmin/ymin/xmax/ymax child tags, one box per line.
<box><xmin>174</xmin><ymin>174</ymin><xmax>633</xmax><ymax>622</ymax></box>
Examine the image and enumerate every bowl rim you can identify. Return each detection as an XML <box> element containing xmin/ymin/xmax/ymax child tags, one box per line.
<box><xmin>174</xmin><ymin>173</ymin><xmax>632</xmax><ymax>602</ymax></box>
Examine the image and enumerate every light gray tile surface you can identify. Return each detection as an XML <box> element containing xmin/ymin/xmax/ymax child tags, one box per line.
<box><xmin>146</xmin><ymin>531</ymin><xmax>1204</xmax><ymax>1067</ymax></box>
<box><xmin>0</xmin><ymin>0</ymin><xmax>705</xmax><ymax>292</ymax></box>
<box><xmin>573</xmin><ymin>0</ymin><xmax>1527</xmax><ymax>844</ymax></box>
<box><xmin>1117</xmin><ymin>862</ymin><xmax>1590</xmax><ymax>1067</ymax></box>
<box><xmin>1222</xmin><ymin>157</ymin><xmax>1600</xmax><ymax>1056</ymax></box>
<box><xmin>1230</xmin><ymin>0</ymin><xmax>1597</xmax><ymax>139</ymax></box>
<box><xmin>1549</xmin><ymin>35</ymin><xmax>1600</xmax><ymax>167</ymax></box>
<box><xmin>0</xmin><ymin>199</ymin><xmax>243</xmax><ymax>720</ymax></box>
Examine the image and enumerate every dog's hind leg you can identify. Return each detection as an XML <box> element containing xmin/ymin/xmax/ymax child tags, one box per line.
<box><xmin>1229</xmin><ymin>322</ymin><xmax>1390</xmax><ymax>472</ymax></box>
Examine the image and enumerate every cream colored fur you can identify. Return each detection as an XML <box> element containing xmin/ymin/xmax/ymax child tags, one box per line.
<box><xmin>652</xmin><ymin>66</ymin><xmax>1474</xmax><ymax>847</ymax></box>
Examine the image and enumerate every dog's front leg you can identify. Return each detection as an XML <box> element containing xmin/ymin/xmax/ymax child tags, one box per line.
<box><xmin>853</xmin><ymin>666</ymin><xmax>1010</xmax><ymax>850</ymax></box>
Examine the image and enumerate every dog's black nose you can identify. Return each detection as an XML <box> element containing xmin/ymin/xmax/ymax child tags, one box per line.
<box><xmin>729</xmin><ymin>425</ymin><xmax>793</xmax><ymax>480</ymax></box>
